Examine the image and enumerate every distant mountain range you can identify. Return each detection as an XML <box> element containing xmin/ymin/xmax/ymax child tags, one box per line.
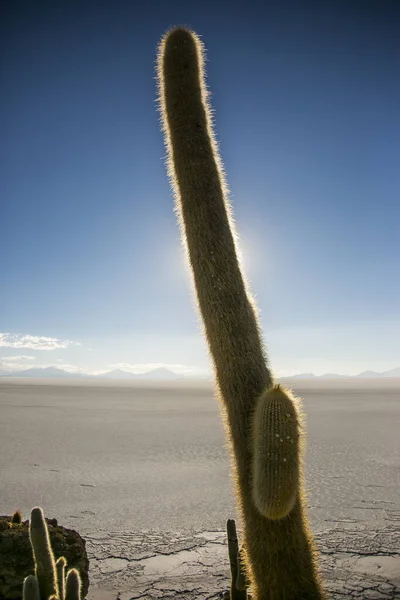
<box><xmin>281</xmin><ymin>367</ymin><xmax>400</xmax><ymax>380</ymax></box>
<box><xmin>97</xmin><ymin>367</ymin><xmax>183</xmax><ymax>380</ymax></box>
<box><xmin>0</xmin><ymin>366</ymin><xmax>200</xmax><ymax>380</ymax></box>
<box><xmin>0</xmin><ymin>366</ymin><xmax>400</xmax><ymax>379</ymax></box>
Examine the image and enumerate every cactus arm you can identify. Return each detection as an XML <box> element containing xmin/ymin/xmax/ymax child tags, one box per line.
<box><xmin>29</xmin><ymin>508</ymin><xmax>58</xmax><ymax>600</ymax></box>
<box><xmin>251</xmin><ymin>385</ymin><xmax>301</xmax><ymax>520</ymax></box>
<box><xmin>23</xmin><ymin>575</ymin><xmax>41</xmax><ymax>600</ymax></box>
<box><xmin>157</xmin><ymin>27</ymin><xmax>325</xmax><ymax>599</ymax></box>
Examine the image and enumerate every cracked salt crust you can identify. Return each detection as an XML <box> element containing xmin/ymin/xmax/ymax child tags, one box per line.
<box><xmin>86</xmin><ymin>525</ymin><xmax>400</xmax><ymax>600</ymax></box>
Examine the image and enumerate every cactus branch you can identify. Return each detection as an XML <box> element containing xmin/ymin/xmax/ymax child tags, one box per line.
<box><xmin>251</xmin><ymin>385</ymin><xmax>302</xmax><ymax>520</ymax></box>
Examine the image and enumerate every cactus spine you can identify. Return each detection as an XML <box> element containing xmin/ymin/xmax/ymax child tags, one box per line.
<box><xmin>157</xmin><ymin>27</ymin><xmax>325</xmax><ymax>599</ymax></box>
<box><xmin>29</xmin><ymin>508</ymin><xmax>58</xmax><ymax>600</ymax></box>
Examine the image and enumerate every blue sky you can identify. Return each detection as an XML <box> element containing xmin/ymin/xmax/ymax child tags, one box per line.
<box><xmin>1</xmin><ymin>1</ymin><xmax>399</xmax><ymax>376</ymax></box>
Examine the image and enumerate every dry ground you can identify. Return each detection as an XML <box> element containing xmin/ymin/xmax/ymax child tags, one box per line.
<box><xmin>1</xmin><ymin>378</ymin><xmax>399</xmax><ymax>598</ymax></box>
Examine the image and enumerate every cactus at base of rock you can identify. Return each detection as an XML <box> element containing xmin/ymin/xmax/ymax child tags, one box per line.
<box><xmin>11</xmin><ymin>510</ymin><xmax>22</xmax><ymax>525</ymax></box>
<box><xmin>252</xmin><ymin>384</ymin><xmax>302</xmax><ymax>520</ymax></box>
<box><xmin>65</xmin><ymin>569</ymin><xmax>81</xmax><ymax>600</ymax></box>
<box><xmin>29</xmin><ymin>508</ymin><xmax>58</xmax><ymax>600</ymax></box>
<box><xmin>23</xmin><ymin>575</ymin><xmax>41</xmax><ymax>600</ymax></box>
<box><xmin>23</xmin><ymin>507</ymin><xmax>84</xmax><ymax>600</ymax></box>
<box><xmin>157</xmin><ymin>27</ymin><xmax>325</xmax><ymax>599</ymax></box>
<box><xmin>56</xmin><ymin>557</ymin><xmax>66</xmax><ymax>600</ymax></box>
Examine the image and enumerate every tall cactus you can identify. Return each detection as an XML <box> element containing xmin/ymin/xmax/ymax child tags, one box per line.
<box><xmin>157</xmin><ymin>27</ymin><xmax>325</xmax><ymax>599</ymax></box>
<box><xmin>29</xmin><ymin>508</ymin><xmax>58</xmax><ymax>600</ymax></box>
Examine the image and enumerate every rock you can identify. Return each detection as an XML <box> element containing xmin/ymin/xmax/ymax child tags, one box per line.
<box><xmin>0</xmin><ymin>515</ymin><xmax>89</xmax><ymax>600</ymax></box>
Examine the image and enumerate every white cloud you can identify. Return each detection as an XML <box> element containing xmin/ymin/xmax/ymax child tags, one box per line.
<box><xmin>1</xmin><ymin>355</ymin><xmax>35</xmax><ymax>362</ymax></box>
<box><xmin>0</xmin><ymin>333</ymin><xmax>80</xmax><ymax>351</ymax></box>
<box><xmin>108</xmin><ymin>362</ymin><xmax>209</xmax><ymax>375</ymax></box>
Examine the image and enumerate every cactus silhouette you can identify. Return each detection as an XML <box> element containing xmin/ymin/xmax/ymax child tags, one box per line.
<box><xmin>157</xmin><ymin>27</ymin><xmax>325</xmax><ymax>599</ymax></box>
<box><xmin>24</xmin><ymin>508</ymin><xmax>84</xmax><ymax>600</ymax></box>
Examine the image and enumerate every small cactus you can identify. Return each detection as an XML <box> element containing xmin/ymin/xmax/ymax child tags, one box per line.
<box><xmin>23</xmin><ymin>575</ymin><xmax>41</xmax><ymax>600</ymax></box>
<box><xmin>227</xmin><ymin>519</ymin><xmax>247</xmax><ymax>600</ymax></box>
<box><xmin>11</xmin><ymin>510</ymin><xmax>22</xmax><ymax>524</ymax></box>
<box><xmin>65</xmin><ymin>569</ymin><xmax>81</xmax><ymax>600</ymax></box>
<box><xmin>56</xmin><ymin>557</ymin><xmax>67</xmax><ymax>600</ymax></box>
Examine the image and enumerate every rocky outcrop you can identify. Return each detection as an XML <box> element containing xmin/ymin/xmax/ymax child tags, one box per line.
<box><xmin>0</xmin><ymin>515</ymin><xmax>89</xmax><ymax>600</ymax></box>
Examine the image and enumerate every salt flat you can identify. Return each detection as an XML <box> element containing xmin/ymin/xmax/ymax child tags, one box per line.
<box><xmin>0</xmin><ymin>378</ymin><xmax>399</xmax><ymax>536</ymax></box>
